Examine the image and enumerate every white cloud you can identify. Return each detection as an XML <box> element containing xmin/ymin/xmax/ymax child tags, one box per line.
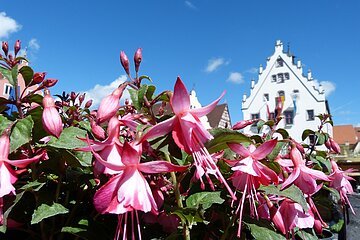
<box><xmin>313</xmin><ymin>79</ymin><xmax>336</xmax><ymax>97</ymax></box>
<box><xmin>227</xmin><ymin>72</ymin><xmax>244</xmax><ymax>84</ymax></box>
<box><xmin>185</xmin><ymin>1</ymin><xmax>197</xmax><ymax>9</ymax></box>
<box><xmin>246</xmin><ymin>67</ymin><xmax>258</xmax><ymax>74</ymax></box>
<box><xmin>0</xmin><ymin>12</ymin><xmax>21</xmax><ymax>38</ymax></box>
<box><xmin>83</xmin><ymin>75</ymin><xmax>129</xmax><ymax>108</ymax></box>
<box><xmin>205</xmin><ymin>57</ymin><xmax>229</xmax><ymax>73</ymax></box>
<box><xmin>28</xmin><ymin>38</ymin><xmax>40</xmax><ymax>51</ymax></box>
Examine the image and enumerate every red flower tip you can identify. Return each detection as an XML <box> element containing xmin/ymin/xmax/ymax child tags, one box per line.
<box><xmin>120</xmin><ymin>51</ymin><xmax>130</xmax><ymax>75</ymax></box>
<box><xmin>14</xmin><ymin>40</ymin><xmax>21</xmax><ymax>56</ymax></box>
<box><xmin>2</xmin><ymin>41</ymin><xmax>8</xmax><ymax>56</ymax></box>
<box><xmin>134</xmin><ymin>48</ymin><xmax>142</xmax><ymax>73</ymax></box>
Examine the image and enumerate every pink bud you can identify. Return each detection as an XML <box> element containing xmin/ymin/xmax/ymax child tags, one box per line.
<box><xmin>85</xmin><ymin>99</ymin><xmax>92</xmax><ymax>108</ymax></box>
<box><xmin>2</xmin><ymin>41</ymin><xmax>8</xmax><ymax>56</ymax></box>
<box><xmin>14</xmin><ymin>40</ymin><xmax>21</xmax><ymax>56</ymax></box>
<box><xmin>33</xmin><ymin>72</ymin><xmax>46</xmax><ymax>84</ymax></box>
<box><xmin>42</xmin><ymin>89</ymin><xmax>63</xmax><ymax>138</ymax></box>
<box><xmin>43</xmin><ymin>79</ymin><xmax>58</xmax><ymax>88</ymax></box>
<box><xmin>232</xmin><ymin>119</ymin><xmax>258</xmax><ymax>130</ymax></box>
<box><xmin>314</xmin><ymin>219</ymin><xmax>323</xmax><ymax>235</ymax></box>
<box><xmin>96</xmin><ymin>83</ymin><xmax>127</xmax><ymax>123</ymax></box>
<box><xmin>291</xmin><ymin>139</ymin><xmax>305</xmax><ymax>154</ymax></box>
<box><xmin>330</xmin><ymin>138</ymin><xmax>341</xmax><ymax>154</ymax></box>
<box><xmin>70</xmin><ymin>92</ymin><xmax>77</xmax><ymax>101</ymax></box>
<box><xmin>79</xmin><ymin>93</ymin><xmax>85</xmax><ymax>105</ymax></box>
<box><xmin>0</xmin><ymin>129</ymin><xmax>10</xmax><ymax>160</ymax></box>
<box><xmin>90</xmin><ymin>119</ymin><xmax>106</xmax><ymax>140</ymax></box>
<box><xmin>325</xmin><ymin>139</ymin><xmax>332</xmax><ymax>151</ymax></box>
<box><xmin>120</xmin><ymin>51</ymin><xmax>130</xmax><ymax>75</ymax></box>
<box><xmin>134</xmin><ymin>48</ymin><xmax>142</xmax><ymax>73</ymax></box>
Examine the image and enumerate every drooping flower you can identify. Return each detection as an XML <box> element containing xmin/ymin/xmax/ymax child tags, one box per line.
<box><xmin>225</xmin><ymin>139</ymin><xmax>279</xmax><ymax>237</ymax></box>
<box><xmin>140</xmin><ymin>77</ymin><xmax>236</xmax><ymax>199</ymax></box>
<box><xmin>281</xmin><ymin>145</ymin><xmax>330</xmax><ymax>195</ymax></box>
<box><xmin>329</xmin><ymin>160</ymin><xmax>355</xmax><ymax>213</ymax></box>
<box><xmin>91</xmin><ymin>140</ymin><xmax>187</xmax><ymax>239</ymax></box>
<box><xmin>96</xmin><ymin>82</ymin><xmax>127</xmax><ymax>124</ymax></box>
<box><xmin>0</xmin><ymin>130</ymin><xmax>44</xmax><ymax>197</ymax></box>
<box><xmin>232</xmin><ymin>119</ymin><xmax>258</xmax><ymax>130</ymax></box>
<box><xmin>42</xmin><ymin>89</ymin><xmax>63</xmax><ymax>138</ymax></box>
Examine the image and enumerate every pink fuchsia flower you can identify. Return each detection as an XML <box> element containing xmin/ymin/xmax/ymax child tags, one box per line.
<box><xmin>232</xmin><ymin>119</ymin><xmax>258</xmax><ymax>130</ymax></box>
<box><xmin>140</xmin><ymin>77</ymin><xmax>236</xmax><ymax>199</ymax></box>
<box><xmin>91</xmin><ymin>141</ymin><xmax>187</xmax><ymax>239</ymax></box>
<box><xmin>281</xmin><ymin>145</ymin><xmax>330</xmax><ymax>195</ymax></box>
<box><xmin>42</xmin><ymin>89</ymin><xmax>63</xmax><ymax>138</ymax></box>
<box><xmin>329</xmin><ymin>160</ymin><xmax>355</xmax><ymax>214</ymax></box>
<box><xmin>96</xmin><ymin>82</ymin><xmax>127</xmax><ymax>124</ymax></box>
<box><xmin>0</xmin><ymin>130</ymin><xmax>44</xmax><ymax>197</ymax></box>
<box><xmin>277</xmin><ymin>198</ymin><xmax>314</xmax><ymax>237</ymax></box>
<box><xmin>225</xmin><ymin>139</ymin><xmax>279</xmax><ymax>237</ymax></box>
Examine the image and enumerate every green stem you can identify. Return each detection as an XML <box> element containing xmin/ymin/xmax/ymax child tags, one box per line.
<box><xmin>164</xmin><ymin>153</ymin><xmax>190</xmax><ymax>240</ymax></box>
<box><xmin>220</xmin><ymin>213</ymin><xmax>237</xmax><ymax>240</ymax></box>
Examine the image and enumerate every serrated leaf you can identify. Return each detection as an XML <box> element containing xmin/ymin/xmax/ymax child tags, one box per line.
<box><xmin>19</xmin><ymin>65</ymin><xmax>34</xmax><ymax>86</ymax></box>
<box><xmin>246</xmin><ymin>223</ymin><xmax>286</xmax><ymax>240</ymax></box>
<box><xmin>259</xmin><ymin>185</ymin><xmax>308</xmax><ymax>211</ymax></box>
<box><xmin>78</xmin><ymin>121</ymin><xmax>91</xmax><ymax>132</ymax></box>
<box><xmin>10</xmin><ymin>115</ymin><xmax>34</xmax><ymax>152</ymax></box>
<box><xmin>31</xmin><ymin>203</ymin><xmax>69</xmax><ymax>224</ymax></box>
<box><xmin>186</xmin><ymin>191</ymin><xmax>224</xmax><ymax>210</ymax></box>
<box><xmin>315</xmin><ymin>132</ymin><xmax>326</xmax><ymax>145</ymax></box>
<box><xmin>302</xmin><ymin>129</ymin><xmax>315</xmax><ymax>141</ymax></box>
<box><xmin>0</xmin><ymin>191</ymin><xmax>25</xmax><ymax>233</ymax></box>
<box><xmin>128</xmin><ymin>88</ymin><xmax>140</xmax><ymax>110</ymax></box>
<box><xmin>0</xmin><ymin>67</ymin><xmax>14</xmax><ymax>86</ymax></box>
<box><xmin>0</xmin><ymin>115</ymin><xmax>12</xmax><ymax>135</ymax></box>
<box><xmin>206</xmin><ymin>128</ymin><xmax>251</xmax><ymax>153</ymax></box>
<box><xmin>137</xmin><ymin>84</ymin><xmax>148</xmax><ymax>109</ymax></box>
<box><xmin>47</xmin><ymin>127</ymin><xmax>87</xmax><ymax>149</ymax></box>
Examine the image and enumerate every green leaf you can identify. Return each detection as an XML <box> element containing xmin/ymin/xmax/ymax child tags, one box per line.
<box><xmin>19</xmin><ymin>65</ymin><xmax>34</xmax><ymax>86</ymax></box>
<box><xmin>323</xmin><ymin>185</ymin><xmax>341</xmax><ymax>202</ymax></box>
<box><xmin>246</xmin><ymin>223</ymin><xmax>286</xmax><ymax>240</ymax></box>
<box><xmin>78</xmin><ymin>121</ymin><xmax>91</xmax><ymax>132</ymax></box>
<box><xmin>137</xmin><ymin>84</ymin><xmax>148</xmax><ymax>109</ymax></box>
<box><xmin>206</xmin><ymin>128</ymin><xmax>251</xmax><ymax>153</ymax></box>
<box><xmin>10</xmin><ymin>115</ymin><xmax>34</xmax><ymax>152</ymax></box>
<box><xmin>330</xmin><ymin>219</ymin><xmax>344</xmax><ymax>232</ymax></box>
<box><xmin>0</xmin><ymin>191</ymin><xmax>25</xmax><ymax>233</ymax></box>
<box><xmin>11</xmin><ymin>65</ymin><xmax>18</xmax><ymax>86</ymax></box>
<box><xmin>296</xmin><ymin>230</ymin><xmax>318</xmax><ymax>240</ymax></box>
<box><xmin>257</xmin><ymin>119</ymin><xmax>266</xmax><ymax>132</ymax></box>
<box><xmin>139</xmin><ymin>75</ymin><xmax>152</xmax><ymax>82</ymax></box>
<box><xmin>146</xmin><ymin>85</ymin><xmax>156</xmax><ymax>100</ymax></box>
<box><xmin>20</xmin><ymin>180</ymin><xmax>45</xmax><ymax>192</ymax></box>
<box><xmin>267</xmin><ymin>141</ymin><xmax>286</xmax><ymax>161</ymax></box>
<box><xmin>259</xmin><ymin>185</ymin><xmax>308</xmax><ymax>211</ymax></box>
<box><xmin>128</xmin><ymin>88</ymin><xmax>140</xmax><ymax>110</ymax></box>
<box><xmin>0</xmin><ymin>115</ymin><xmax>12</xmax><ymax>135</ymax></box>
<box><xmin>47</xmin><ymin>127</ymin><xmax>88</xmax><ymax>149</ymax></box>
<box><xmin>31</xmin><ymin>203</ymin><xmax>69</xmax><ymax>224</ymax></box>
<box><xmin>27</xmin><ymin>94</ymin><xmax>43</xmax><ymax>104</ymax></box>
<box><xmin>302</xmin><ymin>129</ymin><xmax>315</xmax><ymax>141</ymax></box>
<box><xmin>276</xmin><ymin>128</ymin><xmax>289</xmax><ymax>139</ymax></box>
<box><xmin>186</xmin><ymin>191</ymin><xmax>224</xmax><ymax>210</ymax></box>
<box><xmin>0</xmin><ymin>67</ymin><xmax>14</xmax><ymax>86</ymax></box>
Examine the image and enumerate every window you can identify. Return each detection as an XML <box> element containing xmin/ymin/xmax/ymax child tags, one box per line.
<box><xmin>284</xmin><ymin>72</ymin><xmax>290</xmax><ymax>80</ymax></box>
<box><xmin>307</xmin><ymin>110</ymin><xmax>315</xmax><ymax>121</ymax></box>
<box><xmin>277</xmin><ymin>73</ymin><xmax>284</xmax><ymax>83</ymax></box>
<box><xmin>263</xmin><ymin>93</ymin><xmax>269</xmax><ymax>101</ymax></box>
<box><xmin>284</xmin><ymin>110</ymin><xmax>294</xmax><ymax>125</ymax></box>
<box><xmin>293</xmin><ymin>89</ymin><xmax>299</xmax><ymax>93</ymax></box>
<box><xmin>251</xmin><ymin>113</ymin><xmax>259</xmax><ymax>126</ymax></box>
<box><xmin>3</xmin><ymin>84</ymin><xmax>13</xmax><ymax>96</ymax></box>
<box><xmin>276</xmin><ymin>58</ymin><xmax>284</xmax><ymax>67</ymax></box>
<box><xmin>272</xmin><ymin>75</ymin><xmax>277</xmax><ymax>82</ymax></box>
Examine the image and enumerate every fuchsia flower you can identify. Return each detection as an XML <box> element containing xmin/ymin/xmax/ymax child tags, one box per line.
<box><xmin>329</xmin><ymin>160</ymin><xmax>355</xmax><ymax>213</ymax></box>
<box><xmin>226</xmin><ymin>139</ymin><xmax>278</xmax><ymax>237</ymax></box>
<box><xmin>0</xmin><ymin>130</ymin><xmax>44</xmax><ymax>197</ymax></box>
<box><xmin>96</xmin><ymin>83</ymin><xmax>127</xmax><ymax>124</ymax></box>
<box><xmin>281</xmin><ymin>145</ymin><xmax>330</xmax><ymax>195</ymax></box>
<box><xmin>140</xmin><ymin>77</ymin><xmax>236</xmax><ymax>199</ymax></box>
<box><xmin>42</xmin><ymin>89</ymin><xmax>63</xmax><ymax>138</ymax></box>
<box><xmin>90</xmin><ymin>140</ymin><xmax>187</xmax><ymax>239</ymax></box>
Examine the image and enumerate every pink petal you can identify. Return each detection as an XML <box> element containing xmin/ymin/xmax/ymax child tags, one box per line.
<box><xmin>189</xmin><ymin>91</ymin><xmax>225</xmax><ymax>117</ymax></box>
<box><xmin>5</xmin><ymin>152</ymin><xmax>44</xmax><ymax>168</ymax></box>
<box><xmin>294</xmin><ymin>202</ymin><xmax>314</xmax><ymax>229</ymax></box>
<box><xmin>228</xmin><ymin>143</ymin><xmax>251</xmax><ymax>157</ymax></box>
<box><xmin>42</xmin><ymin>107</ymin><xmax>63</xmax><ymax>138</ymax></box>
<box><xmin>252</xmin><ymin>139</ymin><xmax>277</xmax><ymax>160</ymax></box>
<box><xmin>302</xmin><ymin>166</ymin><xmax>330</xmax><ymax>181</ymax></box>
<box><xmin>170</xmin><ymin>77</ymin><xmax>190</xmax><ymax>115</ymax></box>
<box><xmin>138</xmin><ymin>161</ymin><xmax>188</xmax><ymax>174</ymax></box>
<box><xmin>93</xmin><ymin>174</ymin><xmax>122</xmax><ymax>214</ymax></box>
<box><xmin>121</xmin><ymin>142</ymin><xmax>141</xmax><ymax>165</ymax></box>
<box><xmin>0</xmin><ymin>163</ymin><xmax>16</xmax><ymax>197</ymax></box>
<box><xmin>140</xmin><ymin>116</ymin><xmax>175</xmax><ymax>142</ymax></box>
<box><xmin>232</xmin><ymin>157</ymin><xmax>258</xmax><ymax>176</ymax></box>
<box><xmin>0</xmin><ymin>134</ymin><xmax>10</xmax><ymax>160</ymax></box>
<box><xmin>281</xmin><ymin>167</ymin><xmax>300</xmax><ymax>190</ymax></box>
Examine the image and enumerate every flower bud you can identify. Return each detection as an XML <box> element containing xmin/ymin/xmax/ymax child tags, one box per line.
<box><xmin>85</xmin><ymin>99</ymin><xmax>92</xmax><ymax>108</ymax></box>
<box><xmin>330</xmin><ymin>138</ymin><xmax>341</xmax><ymax>154</ymax></box>
<box><xmin>97</xmin><ymin>83</ymin><xmax>127</xmax><ymax>123</ymax></box>
<box><xmin>14</xmin><ymin>40</ymin><xmax>21</xmax><ymax>56</ymax></box>
<box><xmin>79</xmin><ymin>93</ymin><xmax>85</xmax><ymax>105</ymax></box>
<box><xmin>43</xmin><ymin>79</ymin><xmax>58</xmax><ymax>88</ymax></box>
<box><xmin>232</xmin><ymin>119</ymin><xmax>258</xmax><ymax>130</ymax></box>
<box><xmin>134</xmin><ymin>48</ymin><xmax>142</xmax><ymax>73</ymax></box>
<box><xmin>90</xmin><ymin>119</ymin><xmax>106</xmax><ymax>140</ymax></box>
<box><xmin>42</xmin><ymin>89</ymin><xmax>63</xmax><ymax>138</ymax></box>
<box><xmin>0</xmin><ymin>129</ymin><xmax>11</xmax><ymax>160</ymax></box>
<box><xmin>33</xmin><ymin>72</ymin><xmax>46</xmax><ymax>84</ymax></box>
<box><xmin>70</xmin><ymin>92</ymin><xmax>77</xmax><ymax>101</ymax></box>
<box><xmin>120</xmin><ymin>51</ymin><xmax>130</xmax><ymax>75</ymax></box>
<box><xmin>2</xmin><ymin>41</ymin><xmax>8</xmax><ymax>56</ymax></box>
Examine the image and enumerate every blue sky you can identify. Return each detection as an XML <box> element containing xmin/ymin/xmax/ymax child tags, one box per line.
<box><xmin>1</xmin><ymin>0</ymin><xmax>360</xmax><ymax>126</ymax></box>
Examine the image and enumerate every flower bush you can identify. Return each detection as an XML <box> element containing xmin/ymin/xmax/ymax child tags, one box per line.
<box><xmin>0</xmin><ymin>41</ymin><xmax>355</xmax><ymax>239</ymax></box>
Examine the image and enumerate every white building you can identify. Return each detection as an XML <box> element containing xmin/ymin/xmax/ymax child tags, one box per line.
<box><xmin>241</xmin><ymin>40</ymin><xmax>332</xmax><ymax>143</ymax></box>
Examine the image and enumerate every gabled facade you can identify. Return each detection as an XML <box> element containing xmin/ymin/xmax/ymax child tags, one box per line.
<box><xmin>242</xmin><ymin>40</ymin><xmax>332</xmax><ymax>143</ymax></box>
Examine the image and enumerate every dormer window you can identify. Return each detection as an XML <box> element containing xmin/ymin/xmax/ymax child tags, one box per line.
<box><xmin>284</xmin><ymin>72</ymin><xmax>290</xmax><ymax>80</ymax></box>
<box><xmin>276</xmin><ymin>58</ymin><xmax>283</xmax><ymax>67</ymax></box>
<box><xmin>277</xmin><ymin>73</ymin><xmax>284</xmax><ymax>83</ymax></box>
<box><xmin>272</xmin><ymin>75</ymin><xmax>277</xmax><ymax>82</ymax></box>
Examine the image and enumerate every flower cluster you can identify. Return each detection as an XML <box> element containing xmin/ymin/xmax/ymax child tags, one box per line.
<box><xmin>0</xmin><ymin>41</ymin><xmax>356</xmax><ymax>240</ymax></box>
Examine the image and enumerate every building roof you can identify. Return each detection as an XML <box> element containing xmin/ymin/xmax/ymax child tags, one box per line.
<box><xmin>333</xmin><ymin>125</ymin><xmax>358</xmax><ymax>145</ymax></box>
<box><xmin>207</xmin><ymin>103</ymin><xmax>229</xmax><ymax>128</ymax></box>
